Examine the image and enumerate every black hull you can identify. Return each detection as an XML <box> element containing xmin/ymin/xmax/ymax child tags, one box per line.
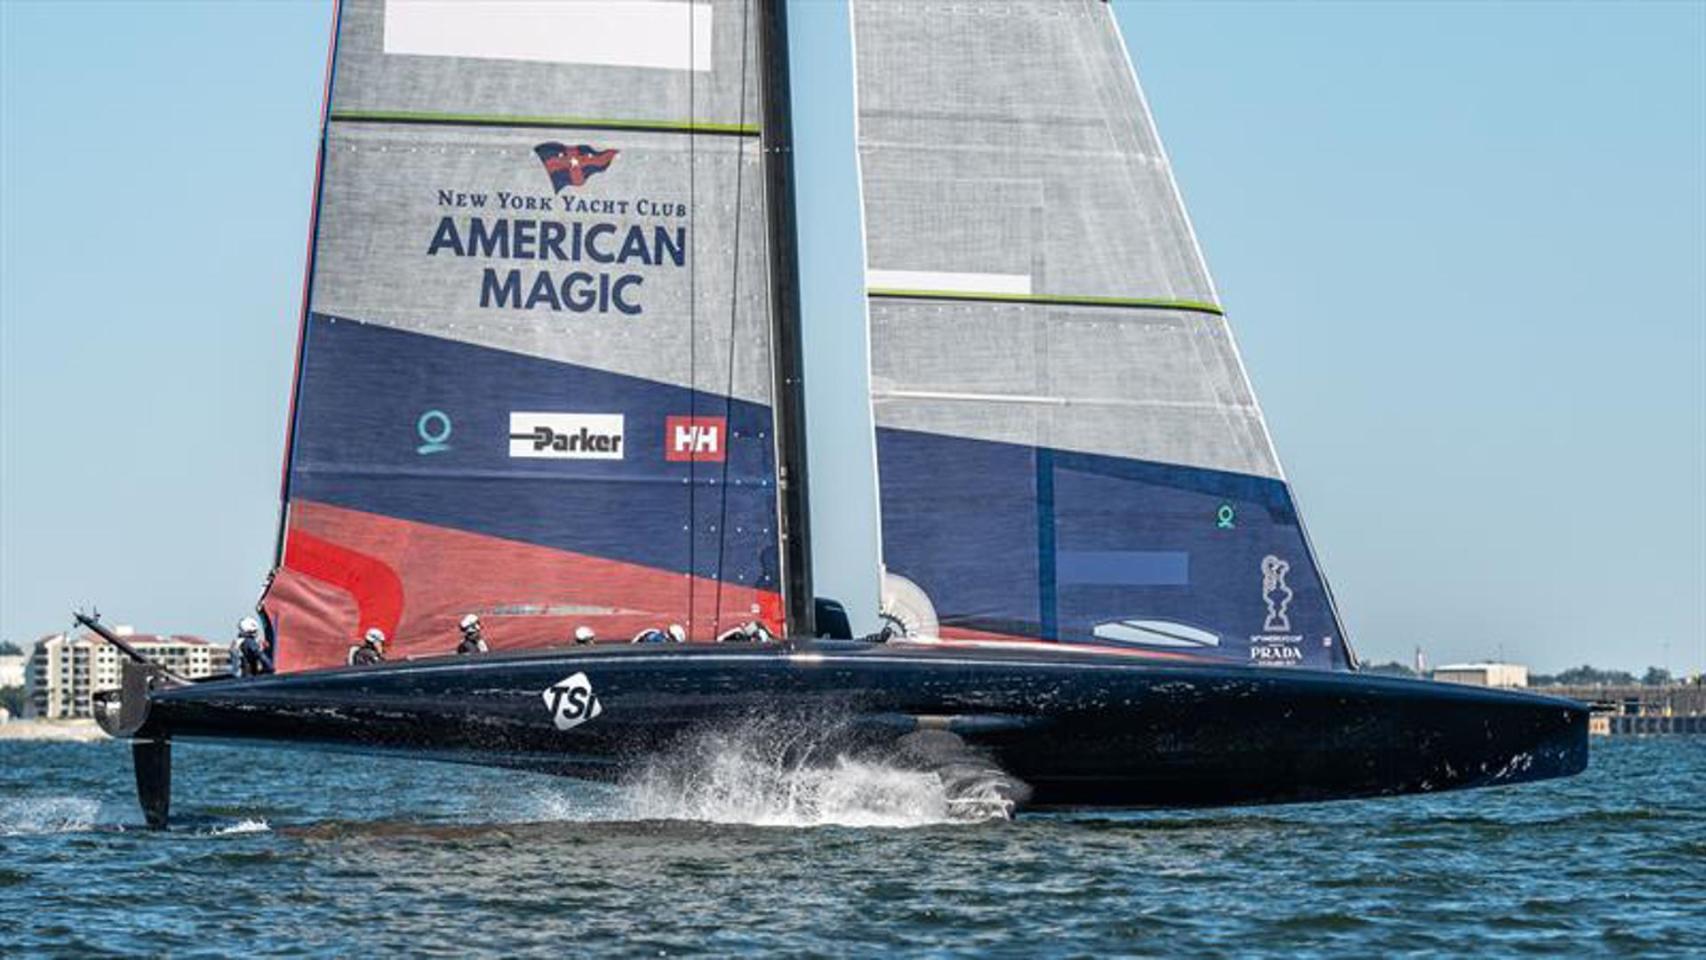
<box><xmin>101</xmin><ymin>641</ymin><xmax>1587</xmax><ymax>812</ymax></box>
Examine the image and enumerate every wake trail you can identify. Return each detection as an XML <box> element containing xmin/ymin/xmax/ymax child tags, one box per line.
<box><xmin>0</xmin><ymin>796</ymin><xmax>102</xmax><ymax>836</ymax></box>
<box><xmin>524</xmin><ymin>717</ymin><xmax>1020</xmax><ymax>828</ymax></box>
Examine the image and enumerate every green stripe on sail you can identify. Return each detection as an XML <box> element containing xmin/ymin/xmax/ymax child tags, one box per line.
<box><xmin>330</xmin><ymin>110</ymin><xmax>760</xmax><ymax>137</ymax></box>
<box><xmin>866</xmin><ymin>288</ymin><xmax>1225</xmax><ymax>316</ymax></box>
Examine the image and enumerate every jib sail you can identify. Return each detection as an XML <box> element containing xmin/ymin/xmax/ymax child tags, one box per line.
<box><xmin>265</xmin><ymin>0</ymin><xmax>785</xmax><ymax>669</ymax></box>
<box><xmin>850</xmin><ymin>0</ymin><xmax>1353</xmax><ymax>669</ymax></box>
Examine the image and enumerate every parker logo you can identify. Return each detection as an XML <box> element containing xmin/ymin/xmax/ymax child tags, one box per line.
<box><xmin>542</xmin><ymin>672</ymin><xmax>603</xmax><ymax>731</ymax></box>
<box><xmin>508</xmin><ymin>413</ymin><xmax>625</xmax><ymax>460</ymax></box>
<box><xmin>665</xmin><ymin>415</ymin><xmax>727</xmax><ymax>462</ymax></box>
<box><xmin>534</xmin><ymin>142</ymin><xmax>618</xmax><ymax>192</ymax></box>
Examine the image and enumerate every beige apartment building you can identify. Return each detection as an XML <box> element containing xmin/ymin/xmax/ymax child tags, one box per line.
<box><xmin>27</xmin><ymin>628</ymin><xmax>222</xmax><ymax>719</ymax></box>
<box><xmin>1431</xmin><ymin>662</ymin><xmax>1530</xmax><ymax>689</ymax></box>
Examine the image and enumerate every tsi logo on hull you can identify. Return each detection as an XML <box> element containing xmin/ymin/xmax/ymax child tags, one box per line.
<box><xmin>664</xmin><ymin>415</ymin><xmax>726</xmax><ymax>462</ymax></box>
<box><xmin>543</xmin><ymin>672</ymin><xmax>603</xmax><ymax>731</ymax></box>
<box><xmin>509</xmin><ymin>413</ymin><xmax>625</xmax><ymax>459</ymax></box>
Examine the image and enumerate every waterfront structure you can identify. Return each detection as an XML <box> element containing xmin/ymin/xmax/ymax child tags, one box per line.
<box><xmin>1545</xmin><ymin>681</ymin><xmax>1706</xmax><ymax>736</ymax></box>
<box><xmin>0</xmin><ymin>652</ymin><xmax>25</xmax><ymax>688</ymax></box>
<box><xmin>26</xmin><ymin>629</ymin><xmax>220</xmax><ymax>720</ymax></box>
<box><xmin>1433</xmin><ymin>662</ymin><xmax>1529</xmax><ymax>688</ymax></box>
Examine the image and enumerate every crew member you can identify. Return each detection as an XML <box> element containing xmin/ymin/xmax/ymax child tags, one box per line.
<box><xmin>456</xmin><ymin>614</ymin><xmax>488</xmax><ymax>655</ymax></box>
<box><xmin>667</xmin><ymin>623</ymin><xmax>687</xmax><ymax>644</ymax></box>
<box><xmin>631</xmin><ymin>626</ymin><xmax>669</xmax><ymax>644</ymax></box>
<box><xmin>349</xmin><ymin>627</ymin><xmax>386</xmax><ymax>666</ymax></box>
<box><xmin>716</xmin><ymin>621</ymin><xmax>771</xmax><ymax>644</ymax></box>
<box><xmin>573</xmin><ymin>626</ymin><xmax>596</xmax><ymax>645</ymax></box>
<box><xmin>231</xmin><ymin>617</ymin><xmax>273</xmax><ymax>676</ymax></box>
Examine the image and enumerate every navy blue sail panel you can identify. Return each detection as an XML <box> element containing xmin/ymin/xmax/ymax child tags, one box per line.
<box><xmin>879</xmin><ymin>428</ymin><xmax>1347</xmax><ymax>670</ymax></box>
<box><xmin>289</xmin><ymin>315</ymin><xmax>778</xmax><ymax>589</ymax></box>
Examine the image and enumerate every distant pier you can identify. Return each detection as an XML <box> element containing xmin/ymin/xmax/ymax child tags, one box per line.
<box><xmin>1543</xmin><ymin>684</ymin><xmax>1706</xmax><ymax>736</ymax></box>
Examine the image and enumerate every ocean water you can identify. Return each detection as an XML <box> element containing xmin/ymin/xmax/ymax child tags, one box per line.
<box><xmin>1</xmin><ymin>735</ymin><xmax>1701</xmax><ymax>957</ymax></box>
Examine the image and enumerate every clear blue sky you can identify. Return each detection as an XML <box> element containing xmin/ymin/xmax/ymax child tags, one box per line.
<box><xmin>2</xmin><ymin>1</ymin><xmax>1701</xmax><ymax>675</ymax></box>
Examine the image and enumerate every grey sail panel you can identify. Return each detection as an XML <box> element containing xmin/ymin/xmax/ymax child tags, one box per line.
<box><xmin>856</xmin><ymin>0</ymin><xmax>1216</xmax><ymax>309</ymax></box>
<box><xmin>267</xmin><ymin>0</ymin><xmax>784</xmax><ymax>671</ymax></box>
<box><xmin>868</xmin><ymin>299</ymin><xmax>1275</xmax><ymax>476</ymax></box>
<box><xmin>310</xmin><ymin>122</ymin><xmax>775</xmax><ymax>404</ymax></box>
<box><xmin>852</xmin><ymin>0</ymin><xmax>1351</xmax><ymax>670</ymax></box>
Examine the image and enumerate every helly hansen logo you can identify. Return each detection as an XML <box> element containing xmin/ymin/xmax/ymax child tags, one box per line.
<box><xmin>665</xmin><ymin>416</ymin><xmax>727</xmax><ymax>462</ymax></box>
<box><xmin>534</xmin><ymin>143</ymin><xmax>617</xmax><ymax>192</ymax></box>
<box><xmin>509</xmin><ymin>413</ymin><xmax>625</xmax><ymax>460</ymax></box>
<box><xmin>543</xmin><ymin>672</ymin><xmax>603</xmax><ymax>731</ymax></box>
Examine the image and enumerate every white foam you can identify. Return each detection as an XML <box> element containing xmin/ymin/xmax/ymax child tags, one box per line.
<box><xmin>523</xmin><ymin>721</ymin><xmax>1014</xmax><ymax>828</ymax></box>
<box><xmin>0</xmin><ymin>796</ymin><xmax>101</xmax><ymax>836</ymax></box>
<box><xmin>210</xmin><ymin>818</ymin><xmax>271</xmax><ymax>836</ymax></box>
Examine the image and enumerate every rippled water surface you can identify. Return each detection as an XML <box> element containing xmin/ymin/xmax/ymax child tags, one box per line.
<box><xmin>2</xmin><ymin>736</ymin><xmax>1702</xmax><ymax>956</ymax></box>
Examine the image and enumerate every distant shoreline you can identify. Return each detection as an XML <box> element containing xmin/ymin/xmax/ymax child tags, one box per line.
<box><xmin>0</xmin><ymin>719</ymin><xmax>107</xmax><ymax>742</ymax></box>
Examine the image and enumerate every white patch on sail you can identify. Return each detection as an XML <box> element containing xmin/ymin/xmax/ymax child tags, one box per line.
<box><xmin>383</xmin><ymin>1</ymin><xmax>714</xmax><ymax>73</ymax></box>
<box><xmin>1092</xmin><ymin>619</ymin><xmax>1220</xmax><ymax>648</ymax></box>
<box><xmin>865</xmin><ymin>269</ymin><xmax>1032</xmax><ymax>295</ymax></box>
<box><xmin>508</xmin><ymin>413</ymin><xmax>626</xmax><ymax>461</ymax></box>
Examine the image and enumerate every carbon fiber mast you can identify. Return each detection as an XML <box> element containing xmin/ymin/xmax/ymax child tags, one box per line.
<box><xmin>758</xmin><ymin>0</ymin><xmax>815</xmax><ymax>639</ymax></box>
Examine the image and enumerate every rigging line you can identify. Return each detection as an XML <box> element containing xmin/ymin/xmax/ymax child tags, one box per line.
<box><xmin>686</xmin><ymin>1</ymin><xmax>699</xmax><ymax>638</ymax></box>
<box><xmin>713</xmin><ymin>0</ymin><xmax>754</xmax><ymax>637</ymax></box>
<box><xmin>755</xmin><ymin>71</ymin><xmax>779</xmax><ymax>634</ymax></box>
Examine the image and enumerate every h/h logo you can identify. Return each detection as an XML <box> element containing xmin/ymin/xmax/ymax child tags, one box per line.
<box><xmin>665</xmin><ymin>415</ymin><xmax>726</xmax><ymax>462</ymax></box>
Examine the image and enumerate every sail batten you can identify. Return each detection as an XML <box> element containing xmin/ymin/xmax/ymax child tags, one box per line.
<box><xmin>852</xmin><ymin>0</ymin><xmax>1351</xmax><ymax>669</ymax></box>
<box><xmin>329</xmin><ymin>110</ymin><xmax>761</xmax><ymax>136</ymax></box>
<box><xmin>866</xmin><ymin>290</ymin><xmax>1225</xmax><ymax>315</ymax></box>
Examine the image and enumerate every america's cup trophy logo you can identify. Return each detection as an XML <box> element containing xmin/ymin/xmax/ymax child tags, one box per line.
<box><xmin>1261</xmin><ymin>555</ymin><xmax>1294</xmax><ymax>633</ymax></box>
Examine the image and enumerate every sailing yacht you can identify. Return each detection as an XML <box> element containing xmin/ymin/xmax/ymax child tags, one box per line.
<box><xmin>93</xmin><ymin>0</ymin><xmax>1585</xmax><ymax>827</ymax></box>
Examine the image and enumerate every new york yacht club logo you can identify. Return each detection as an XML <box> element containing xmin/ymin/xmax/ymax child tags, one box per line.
<box><xmin>534</xmin><ymin>142</ymin><xmax>618</xmax><ymax>191</ymax></box>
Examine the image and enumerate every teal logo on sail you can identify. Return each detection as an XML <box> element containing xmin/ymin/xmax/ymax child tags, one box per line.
<box><xmin>416</xmin><ymin>409</ymin><xmax>453</xmax><ymax>455</ymax></box>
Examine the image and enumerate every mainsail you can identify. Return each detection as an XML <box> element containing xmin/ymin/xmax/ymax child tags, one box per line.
<box><xmin>265</xmin><ymin>0</ymin><xmax>786</xmax><ymax>669</ymax></box>
<box><xmin>850</xmin><ymin>0</ymin><xmax>1353</xmax><ymax>669</ymax></box>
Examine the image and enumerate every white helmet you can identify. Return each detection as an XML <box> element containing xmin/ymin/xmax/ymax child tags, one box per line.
<box><xmin>459</xmin><ymin>613</ymin><xmax>481</xmax><ymax>632</ymax></box>
<box><xmin>237</xmin><ymin>617</ymin><xmax>260</xmax><ymax>637</ymax></box>
<box><xmin>364</xmin><ymin>627</ymin><xmax>386</xmax><ymax>647</ymax></box>
<box><xmin>573</xmin><ymin>626</ymin><xmax>595</xmax><ymax>643</ymax></box>
<box><xmin>667</xmin><ymin>623</ymin><xmax>687</xmax><ymax>643</ymax></box>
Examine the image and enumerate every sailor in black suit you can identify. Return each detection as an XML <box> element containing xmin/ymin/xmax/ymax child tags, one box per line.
<box><xmin>349</xmin><ymin>628</ymin><xmax>386</xmax><ymax>666</ymax></box>
<box><xmin>456</xmin><ymin>614</ymin><xmax>488</xmax><ymax>655</ymax></box>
